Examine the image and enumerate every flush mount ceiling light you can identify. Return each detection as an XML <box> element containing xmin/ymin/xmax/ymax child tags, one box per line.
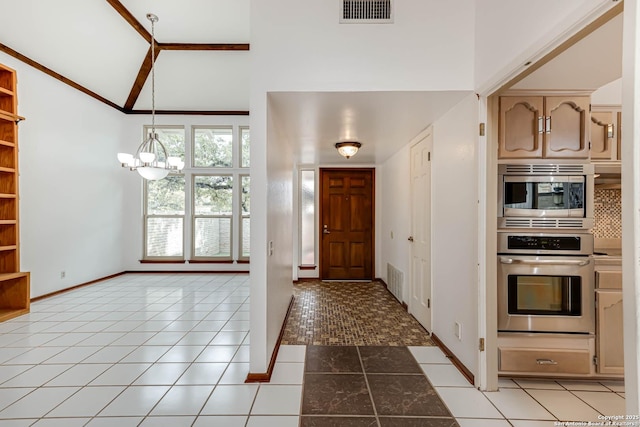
<box><xmin>117</xmin><ymin>13</ymin><xmax>184</xmax><ymax>180</ymax></box>
<box><xmin>335</xmin><ymin>141</ymin><xmax>362</xmax><ymax>159</ymax></box>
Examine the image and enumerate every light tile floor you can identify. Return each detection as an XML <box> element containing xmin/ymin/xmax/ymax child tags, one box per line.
<box><xmin>0</xmin><ymin>273</ymin><xmax>628</xmax><ymax>426</ymax></box>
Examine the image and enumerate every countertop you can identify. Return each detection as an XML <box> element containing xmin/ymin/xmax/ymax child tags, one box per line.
<box><xmin>593</xmin><ymin>238</ymin><xmax>622</xmax><ymax>266</ymax></box>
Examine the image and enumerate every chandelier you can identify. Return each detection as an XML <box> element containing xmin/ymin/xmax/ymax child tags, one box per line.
<box><xmin>117</xmin><ymin>13</ymin><xmax>184</xmax><ymax>180</ymax></box>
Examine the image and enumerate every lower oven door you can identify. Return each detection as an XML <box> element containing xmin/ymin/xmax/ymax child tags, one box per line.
<box><xmin>497</xmin><ymin>255</ymin><xmax>594</xmax><ymax>334</ymax></box>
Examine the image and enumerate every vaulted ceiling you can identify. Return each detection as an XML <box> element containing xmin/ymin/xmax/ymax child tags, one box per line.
<box><xmin>0</xmin><ymin>1</ymin><xmax>624</xmax><ymax>164</ymax></box>
<box><xmin>0</xmin><ymin>0</ymin><xmax>250</xmax><ymax>113</ymax></box>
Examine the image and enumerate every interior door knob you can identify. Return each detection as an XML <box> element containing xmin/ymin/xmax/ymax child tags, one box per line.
<box><xmin>408</xmin><ymin>236</ymin><xmax>414</xmax><ymax>242</ymax></box>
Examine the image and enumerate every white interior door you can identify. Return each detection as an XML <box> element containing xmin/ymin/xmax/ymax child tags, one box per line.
<box><xmin>409</xmin><ymin>130</ymin><xmax>432</xmax><ymax>331</ymax></box>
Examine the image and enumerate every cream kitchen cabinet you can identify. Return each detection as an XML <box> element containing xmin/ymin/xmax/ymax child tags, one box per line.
<box><xmin>590</xmin><ymin>106</ymin><xmax>621</xmax><ymax>161</ymax></box>
<box><xmin>595</xmin><ymin>268</ymin><xmax>623</xmax><ymax>376</ymax></box>
<box><xmin>499</xmin><ymin>95</ymin><xmax>590</xmax><ymax>160</ymax></box>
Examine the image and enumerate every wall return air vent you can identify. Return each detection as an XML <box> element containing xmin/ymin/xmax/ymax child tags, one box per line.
<box><xmin>341</xmin><ymin>0</ymin><xmax>393</xmax><ymax>23</ymax></box>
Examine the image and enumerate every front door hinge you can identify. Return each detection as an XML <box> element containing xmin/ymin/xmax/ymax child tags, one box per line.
<box><xmin>427</xmin><ymin>298</ymin><xmax>430</xmax><ymax>309</ymax></box>
<box><xmin>479</xmin><ymin>123</ymin><xmax>485</xmax><ymax>136</ymax></box>
<box><xmin>428</xmin><ymin>152</ymin><xmax>431</xmax><ymax>161</ymax></box>
<box><xmin>593</xmin><ymin>355</ymin><xmax>598</xmax><ymax>366</ymax></box>
<box><xmin>479</xmin><ymin>338</ymin><xmax>485</xmax><ymax>352</ymax></box>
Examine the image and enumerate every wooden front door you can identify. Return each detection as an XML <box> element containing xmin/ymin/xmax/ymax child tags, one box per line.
<box><xmin>320</xmin><ymin>168</ymin><xmax>374</xmax><ymax>280</ymax></box>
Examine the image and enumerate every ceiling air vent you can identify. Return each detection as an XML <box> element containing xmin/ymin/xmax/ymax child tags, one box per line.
<box><xmin>341</xmin><ymin>0</ymin><xmax>393</xmax><ymax>23</ymax></box>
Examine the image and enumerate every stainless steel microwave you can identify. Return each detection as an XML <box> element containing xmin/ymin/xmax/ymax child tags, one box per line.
<box><xmin>498</xmin><ymin>164</ymin><xmax>594</xmax><ymax>229</ymax></box>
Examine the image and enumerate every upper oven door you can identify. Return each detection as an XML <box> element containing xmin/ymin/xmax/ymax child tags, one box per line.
<box><xmin>502</xmin><ymin>175</ymin><xmax>586</xmax><ymax>218</ymax></box>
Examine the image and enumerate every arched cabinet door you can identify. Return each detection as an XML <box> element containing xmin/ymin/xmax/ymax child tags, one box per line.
<box><xmin>590</xmin><ymin>111</ymin><xmax>615</xmax><ymax>160</ymax></box>
<box><xmin>499</xmin><ymin>97</ymin><xmax>544</xmax><ymax>159</ymax></box>
<box><xmin>544</xmin><ymin>96</ymin><xmax>590</xmax><ymax>159</ymax></box>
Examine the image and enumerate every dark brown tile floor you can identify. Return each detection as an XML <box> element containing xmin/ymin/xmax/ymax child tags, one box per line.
<box><xmin>300</xmin><ymin>346</ymin><xmax>459</xmax><ymax>427</ymax></box>
<box><xmin>282</xmin><ymin>280</ymin><xmax>434</xmax><ymax>346</ymax></box>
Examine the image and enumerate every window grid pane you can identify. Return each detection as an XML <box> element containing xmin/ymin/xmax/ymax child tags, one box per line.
<box><xmin>194</xmin><ymin>175</ymin><xmax>234</xmax><ymax>215</ymax></box>
<box><xmin>146</xmin><ymin>175</ymin><xmax>186</xmax><ymax>215</ymax></box>
<box><xmin>146</xmin><ymin>217</ymin><xmax>184</xmax><ymax>257</ymax></box>
<box><xmin>194</xmin><ymin>127</ymin><xmax>233</xmax><ymax>168</ymax></box>
<box><xmin>194</xmin><ymin>217</ymin><xmax>231</xmax><ymax>257</ymax></box>
<box><xmin>144</xmin><ymin>127</ymin><xmax>186</xmax><ymax>160</ymax></box>
<box><xmin>241</xmin><ymin>176</ymin><xmax>250</xmax><ymax>214</ymax></box>
<box><xmin>241</xmin><ymin>128</ymin><xmax>250</xmax><ymax>168</ymax></box>
<box><xmin>241</xmin><ymin>216</ymin><xmax>250</xmax><ymax>258</ymax></box>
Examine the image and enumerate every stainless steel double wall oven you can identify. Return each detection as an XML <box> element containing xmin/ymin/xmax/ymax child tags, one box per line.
<box><xmin>497</xmin><ymin>163</ymin><xmax>595</xmax><ymax>336</ymax></box>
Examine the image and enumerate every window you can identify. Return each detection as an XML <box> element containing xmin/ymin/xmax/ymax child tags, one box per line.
<box><xmin>241</xmin><ymin>127</ymin><xmax>250</xmax><ymax>168</ymax></box>
<box><xmin>143</xmin><ymin>125</ymin><xmax>250</xmax><ymax>263</ymax></box>
<box><xmin>194</xmin><ymin>127</ymin><xmax>233</xmax><ymax>168</ymax></box>
<box><xmin>143</xmin><ymin>127</ymin><xmax>186</xmax><ymax>259</ymax></box>
<box><xmin>240</xmin><ymin>175</ymin><xmax>250</xmax><ymax>259</ymax></box>
<box><xmin>193</xmin><ymin>175</ymin><xmax>233</xmax><ymax>259</ymax></box>
<box><xmin>299</xmin><ymin>169</ymin><xmax>316</xmax><ymax>266</ymax></box>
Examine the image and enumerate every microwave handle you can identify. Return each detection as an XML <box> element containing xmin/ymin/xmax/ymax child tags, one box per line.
<box><xmin>499</xmin><ymin>257</ymin><xmax>590</xmax><ymax>267</ymax></box>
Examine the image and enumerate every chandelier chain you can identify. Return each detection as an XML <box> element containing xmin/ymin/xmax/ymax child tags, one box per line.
<box><xmin>150</xmin><ymin>15</ymin><xmax>156</xmax><ymax>131</ymax></box>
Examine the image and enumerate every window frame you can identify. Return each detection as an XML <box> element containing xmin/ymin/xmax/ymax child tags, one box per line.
<box><xmin>298</xmin><ymin>167</ymin><xmax>317</xmax><ymax>268</ymax></box>
<box><xmin>141</xmin><ymin>124</ymin><xmax>249</xmax><ymax>263</ymax></box>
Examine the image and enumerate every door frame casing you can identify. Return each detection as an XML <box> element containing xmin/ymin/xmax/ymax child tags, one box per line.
<box><xmin>319</xmin><ymin>167</ymin><xmax>376</xmax><ymax>280</ymax></box>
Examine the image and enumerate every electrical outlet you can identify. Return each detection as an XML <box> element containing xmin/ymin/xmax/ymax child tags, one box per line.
<box><xmin>454</xmin><ymin>322</ymin><xmax>462</xmax><ymax>340</ymax></box>
<box><xmin>60</xmin><ymin>271</ymin><xmax>66</xmax><ymax>279</ymax></box>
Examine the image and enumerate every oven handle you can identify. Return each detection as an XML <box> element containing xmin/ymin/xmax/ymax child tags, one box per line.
<box><xmin>499</xmin><ymin>257</ymin><xmax>591</xmax><ymax>266</ymax></box>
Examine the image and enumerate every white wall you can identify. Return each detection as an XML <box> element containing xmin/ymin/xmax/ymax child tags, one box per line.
<box><xmin>249</xmin><ymin>92</ymin><xmax>294</xmax><ymax>373</ymax></box>
<box><xmin>592</xmin><ymin>78</ymin><xmax>622</xmax><ymax>105</ymax></box>
<box><xmin>379</xmin><ymin>144</ymin><xmax>412</xmax><ymax>302</ymax></box>
<box><xmin>251</xmin><ymin>0</ymin><xmax>475</xmax><ymax>92</ymax></box>
<box><xmin>431</xmin><ymin>94</ymin><xmax>479</xmax><ymax>372</ymax></box>
<box><xmin>0</xmin><ymin>52</ymin><xmax>126</xmax><ymax>298</ymax></box>
<box><xmin>120</xmin><ymin>114</ymin><xmax>249</xmax><ymax>271</ymax></box>
<box><xmin>621</xmin><ymin>0</ymin><xmax>640</xmax><ymax>413</ymax></box>
<box><xmin>475</xmin><ymin>0</ymin><xmax>615</xmax><ymax>92</ymax></box>
<box><xmin>249</xmin><ymin>0</ymin><xmax>478</xmax><ymax>372</ymax></box>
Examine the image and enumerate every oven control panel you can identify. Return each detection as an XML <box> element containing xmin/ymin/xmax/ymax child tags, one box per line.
<box><xmin>497</xmin><ymin>232</ymin><xmax>593</xmax><ymax>255</ymax></box>
<box><xmin>508</xmin><ymin>236</ymin><xmax>580</xmax><ymax>251</ymax></box>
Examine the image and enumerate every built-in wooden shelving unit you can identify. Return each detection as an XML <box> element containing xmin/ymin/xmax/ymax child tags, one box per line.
<box><xmin>0</xmin><ymin>62</ymin><xmax>30</xmax><ymax>322</ymax></box>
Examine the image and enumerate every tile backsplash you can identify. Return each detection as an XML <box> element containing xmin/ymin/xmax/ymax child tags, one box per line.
<box><xmin>593</xmin><ymin>187</ymin><xmax>622</xmax><ymax>239</ymax></box>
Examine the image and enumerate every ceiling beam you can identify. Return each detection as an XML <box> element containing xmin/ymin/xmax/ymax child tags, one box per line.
<box><xmin>123</xmin><ymin>45</ymin><xmax>160</xmax><ymax>111</ymax></box>
<box><xmin>158</xmin><ymin>43</ymin><xmax>250</xmax><ymax>51</ymax></box>
<box><xmin>127</xmin><ymin>110</ymin><xmax>249</xmax><ymax>116</ymax></box>
<box><xmin>0</xmin><ymin>42</ymin><xmax>125</xmax><ymax>112</ymax></box>
<box><xmin>105</xmin><ymin>0</ymin><xmax>152</xmax><ymax>44</ymax></box>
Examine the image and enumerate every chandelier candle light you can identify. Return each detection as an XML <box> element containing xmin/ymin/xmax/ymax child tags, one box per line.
<box><xmin>117</xmin><ymin>13</ymin><xmax>184</xmax><ymax>180</ymax></box>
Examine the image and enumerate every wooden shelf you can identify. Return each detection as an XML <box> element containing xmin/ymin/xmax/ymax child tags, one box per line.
<box><xmin>0</xmin><ymin>111</ymin><xmax>23</xmax><ymax>123</ymax></box>
<box><xmin>0</xmin><ymin>272</ymin><xmax>28</xmax><ymax>281</ymax></box>
<box><xmin>0</xmin><ymin>63</ymin><xmax>29</xmax><ymax>322</ymax></box>
<box><xmin>0</xmin><ymin>308</ymin><xmax>29</xmax><ymax>322</ymax></box>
